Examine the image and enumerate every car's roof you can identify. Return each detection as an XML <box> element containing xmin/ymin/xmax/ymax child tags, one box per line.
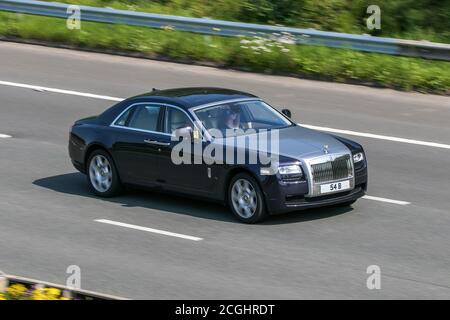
<box><xmin>132</xmin><ymin>87</ymin><xmax>258</xmax><ymax>109</ymax></box>
<box><xmin>97</xmin><ymin>88</ymin><xmax>259</xmax><ymax>125</ymax></box>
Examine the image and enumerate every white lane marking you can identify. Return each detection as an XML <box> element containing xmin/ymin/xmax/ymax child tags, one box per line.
<box><xmin>0</xmin><ymin>80</ymin><xmax>123</xmax><ymax>102</ymax></box>
<box><xmin>0</xmin><ymin>134</ymin><xmax>12</xmax><ymax>138</ymax></box>
<box><xmin>302</xmin><ymin>124</ymin><xmax>450</xmax><ymax>150</ymax></box>
<box><xmin>95</xmin><ymin>219</ymin><xmax>203</xmax><ymax>241</ymax></box>
<box><xmin>362</xmin><ymin>195</ymin><xmax>410</xmax><ymax>205</ymax></box>
<box><xmin>0</xmin><ymin>80</ymin><xmax>448</xmax><ymax>150</ymax></box>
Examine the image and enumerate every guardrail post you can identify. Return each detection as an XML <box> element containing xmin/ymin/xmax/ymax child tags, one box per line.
<box><xmin>0</xmin><ymin>276</ymin><xmax>8</xmax><ymax>293</ymax></box>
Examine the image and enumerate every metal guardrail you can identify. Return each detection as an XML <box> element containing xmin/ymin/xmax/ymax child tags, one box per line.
<box><xmin>0</xmin><ymin>0</ymin><xmax>449</xmax><ymax>61</ymax></box>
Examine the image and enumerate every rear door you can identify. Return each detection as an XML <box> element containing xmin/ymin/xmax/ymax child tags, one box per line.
<box><xmin>111</xmin><ymin>103</ymin><xmax>166</xmax><ymax>186</ymax></box>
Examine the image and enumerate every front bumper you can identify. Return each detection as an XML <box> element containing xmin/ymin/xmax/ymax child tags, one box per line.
<box><xmin>262</xmin><ymin>163</ymin><xmax>367</xmax><ymax>215</ymax></box>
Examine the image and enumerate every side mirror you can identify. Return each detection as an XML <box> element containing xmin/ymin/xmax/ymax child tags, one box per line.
<box><xmin>281</xmin><ymin>109</ymin><xmax>292</xmax><ymax>118</ymax></box>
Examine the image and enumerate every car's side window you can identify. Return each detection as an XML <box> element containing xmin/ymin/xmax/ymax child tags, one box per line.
<box><xmin>164</xmin><ymin>107</ymin><xmax>193</xmax><ymax>134</ymax></box>
<box><xmin>114</xmin><ymin>108</ymin><xmax>132</xmax><ymax>127</ymax></box>
<box><xmin>115</xmin><ymin>104</ymin><xmax>162</xmax><ymax>132</ymax></box>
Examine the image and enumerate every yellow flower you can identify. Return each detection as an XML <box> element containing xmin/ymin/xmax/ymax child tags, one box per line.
<box><xmin>31</xmin><ymin>288</ymin><xmax>46</xmax><ymax>300</ymax></box>
<box><xmin>0</xmin><ymin>293</ymin><xmax>6</xmax><ymax>300</ymax></box>
<box><xmin>31</xmin><ymin>287</ymin><xmax>62</xmax><ymax>300</ymax></box>
<box><xmin>45</xmin><ymin>288</ymin><xmax>61</xmax><ymax>296</ymax></box>
<box><xmin>6</xmin><ymin>284</ymin><xmax>27</xmax><ymax>298</ymax></box>
<box><xmin>45</xmin><ymin>288</ymin><xmax>61</xmax><ymax>298</ymax></box>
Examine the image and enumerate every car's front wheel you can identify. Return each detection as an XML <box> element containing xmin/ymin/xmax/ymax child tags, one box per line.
<box><xmin>87</xmin><ymin>149</ymin><xmax>122</xmax><ymax>197</ymax></box>
<box><xmin>228</xmin><ymin>173</ymin><xmax>267</xmax><ymax>224</ymax></box>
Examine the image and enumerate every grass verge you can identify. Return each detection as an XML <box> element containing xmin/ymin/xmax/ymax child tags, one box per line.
<box><xmin>44</xmin><ymin>0</ymin><xmax>450</xmax><ymax>43</ymax></box>
<box><xmin>0</xmin><ymin>12</ymin><xmax>449</xmax><ymax>94</ymax></box>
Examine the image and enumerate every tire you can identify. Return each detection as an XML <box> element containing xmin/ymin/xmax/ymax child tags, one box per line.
<box><xmin>228</xmin><ymin>173</ymin><xmax>267</xmax><ymax>224</ymax></box>
<box><xmin>87</xmin><ymin>149</ymin><xmax>122</xmax><ymax>197</ymax></box>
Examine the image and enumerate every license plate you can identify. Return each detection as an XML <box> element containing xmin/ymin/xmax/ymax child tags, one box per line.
<box><xmin>320</xmin><ymin>180</ymin><xmax>350</xmax><ymax>194</ymax></box>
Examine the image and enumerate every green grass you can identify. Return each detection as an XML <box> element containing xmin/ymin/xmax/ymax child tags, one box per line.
<box><xmin>0</xmin><ymin>12</ymin><xmax>449</xmax><ymax>94</ymax></box>
<box><xmin>44</xmin><ymin>0</ymin><xmax>450</xmax><ymax>43</ymax></box>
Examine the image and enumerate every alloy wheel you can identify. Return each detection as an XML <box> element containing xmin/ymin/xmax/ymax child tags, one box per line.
<box><xmin>89</xmin><ymin>155</ymin><xmax>113</xmax><ymax>193</ymax></box>
<box><xmin>231</xmin><ymin>178</ymin><xmax>258</xmax><ymax>219</ymax></box>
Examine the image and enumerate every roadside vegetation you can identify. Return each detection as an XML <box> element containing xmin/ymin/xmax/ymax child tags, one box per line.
<box><xmin>0</xmin><ymin>283</ymin><xmax>71</xmax><ymax>300</ymax></box>
<box><xmin>48</xmin><ymin>0</ymin><xmax>450</xmax><ymax>43</ymax></box>
<box><xmin>0</xmin><ymin>10</ymin><xmax>449</xmax><ymax>94</ymax></box>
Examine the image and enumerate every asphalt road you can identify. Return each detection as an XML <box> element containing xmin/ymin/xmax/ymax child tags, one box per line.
<box><xmin>0</xmin><ymin>41</ymin><xmax>449</xmax><ymax>299</ymax></box>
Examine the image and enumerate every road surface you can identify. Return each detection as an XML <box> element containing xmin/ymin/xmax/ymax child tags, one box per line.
<box><xmin>0</xmin><ymin>41</ymin><xmax>449</xmax><ymax>299</ymax></box>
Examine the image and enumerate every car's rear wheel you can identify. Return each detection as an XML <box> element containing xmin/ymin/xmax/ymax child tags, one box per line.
<box><xmin>228</xmin><ymin>173</ymin><xmax>267</xmax><ymax>224</ymax></box>
<box><xmin>87</xmin><ymin>149</ymin><xmax>122</xmax><ymax>197</ymax></box>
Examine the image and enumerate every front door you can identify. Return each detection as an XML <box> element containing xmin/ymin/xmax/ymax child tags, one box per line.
<box><xmin>157</xmin><ymin>106</ymin><xmax>215</xmax><ymax>195</ymax></box>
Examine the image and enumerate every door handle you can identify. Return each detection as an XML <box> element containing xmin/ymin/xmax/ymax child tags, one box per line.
<box><xmin>144</xmin><ymin>139</ymin><xmax>170</xmax><ymax>146</ymax></box>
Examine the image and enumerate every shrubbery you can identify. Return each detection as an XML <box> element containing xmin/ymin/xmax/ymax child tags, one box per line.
<box><xmin>48</xmin><ymin>0</ymin><xmax>450</xmax><ymax>42</ymax></box>
<box><xmin>0</xmin><ymin>283</ymin><xmax>70</xmax><ymax>300</ymax></box>
<box><xmin>0</xmin><ymin>7</ymin><xmax>449</xmax><ymax>94</ymax></box>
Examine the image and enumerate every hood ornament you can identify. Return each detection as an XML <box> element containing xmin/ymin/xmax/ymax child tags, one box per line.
<box><xmin>323</xmin><ymin>145</ymin><xmax>329</xmax><ymax>154</ymax></box>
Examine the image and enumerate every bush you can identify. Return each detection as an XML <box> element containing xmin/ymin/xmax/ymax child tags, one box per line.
<box><xmin>0</xmin><ymin>12</ymin><xmax>448</xmax><ymax>94</ymax></box>
<box><xmin>0</xmin><ymin>283</ymin><xmax>70</xmax><ymax>300</ymax></box>
<box><xmin>46</xmin><ymin>0</ymin><xmax>450</xmax><ymax>42</ymax></box>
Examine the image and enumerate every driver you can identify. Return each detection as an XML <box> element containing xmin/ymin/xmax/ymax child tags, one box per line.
<box><xmin>219</xmin><ymin>106</ymin><xmax>241</xmax><ymax>131</ymax></box>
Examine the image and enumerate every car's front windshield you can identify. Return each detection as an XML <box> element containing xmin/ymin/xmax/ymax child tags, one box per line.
<box><xmin>194</xmin><ymin>100</ymin><xmax>292</xmax><ymax>138</ymax></box>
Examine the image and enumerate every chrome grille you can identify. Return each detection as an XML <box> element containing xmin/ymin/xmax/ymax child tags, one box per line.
<box><xmin>311</xmin><ymin>155</ymin><xmax>352</xmax><ymax>183</ymax></box>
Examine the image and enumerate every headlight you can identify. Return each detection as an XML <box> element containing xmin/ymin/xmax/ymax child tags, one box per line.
<box><xmin>278</xmin><ymin>165</ymin><xmax>302</xmax><ymax>175</ymax></box>
<box><xmin>278</xmin><ymin>165</ymin><xmax>304</xmax><ymax>183</ymax></box>
<box><xmin>353</xmin><ymin>152</ymin><xmax>364</xmax><ymax>163</ymax></box>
